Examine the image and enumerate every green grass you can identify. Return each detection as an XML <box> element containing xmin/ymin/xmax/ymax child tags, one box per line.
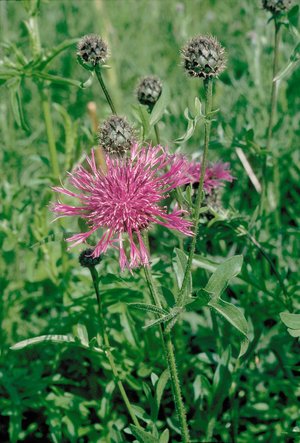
<box><xmin>0</xmin><ymin>0</ymin><xmax>299</xmax><ymax>442</ymax></box>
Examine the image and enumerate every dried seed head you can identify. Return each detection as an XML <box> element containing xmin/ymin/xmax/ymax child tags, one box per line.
<box><xmin>136</xmin><ymin>76</ymin><xmax>163</xmax><ymax>107</ymax></box>
<box><xmin>262</xmin><ymin>0</ymin><xmax>293</xmax><ymax>13</ymax></box>
<box><xmin>98</xmin><ymin>116</ymin><xmax>135</xmax><ymax>156</ymax></box>
<box><xmin>79</xmin><ymin>248</ymin><xmax>102</xmax><ymax>268</ymax></box>
<box><xmin>181</xmin><ymin>35</ymin><xmax>226</xmax><ymax>79</ymax></box>
<box><xmin>77</xmin><ymin>34</ymin><xmax>108</xmax><ymax>67</ymax></box>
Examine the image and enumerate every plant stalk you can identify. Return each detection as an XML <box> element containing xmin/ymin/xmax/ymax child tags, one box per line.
<box><xmin>143</xmin><ymin>264</ymin><xmax>190</xmax><ymax>443</ymax></box>
<box><xmin>95</xmin><ymin>65</ymin><xmax>117</xmax><ymax>114</ymax></box>
<box><xmin>177</xmin><ymin>78</ymin><xmax>213</xmax><ymax>307</ymax></box>
<box><xmin>89</xmin><ymin>267</ymin><xmax>141</xmax><ymax>429</ymax></box>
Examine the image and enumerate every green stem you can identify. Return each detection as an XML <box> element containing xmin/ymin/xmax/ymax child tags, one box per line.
<box><xmin>89</xmin><ymin>267</ymin><xmax>142</xmax><ymax>429</ymax></box>
<box><xmin>40</xmin><ymin>87</ymin><xmax>60</xmax><ymax>182</ymax></box>
<box><xmin>95</xmin><ymin>65</ymin><xmax>117</xmax><ymax>114</ymax></box>
<box><xmin>143</xmin><ymin>252</ymin><xmax>190</xmax><ymax>443</ymax></box>
<box><xmin>177</xmin><ymin>78</ymin><xmax>213</xmax><ymax>307</ymax></box>
<box><xmin>260</xmin><ymin>19</ymin><xmax>281</xmax><ymax>216</ymax></box>
<box><xmin>154</xmin><ymin>123</ymin><xmax>160</xmax><ymax>144</ymax></box>
<box><xmin>27</xmin><ymin>15</ymin><xmax>41</xmax><ymax>57</ymax></box>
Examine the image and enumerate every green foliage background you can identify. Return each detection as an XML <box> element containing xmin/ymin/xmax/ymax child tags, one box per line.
<box><xmin>0</xmin><ymin>0</ymin><xmax>299</xmax><ymax>442</ymax></box>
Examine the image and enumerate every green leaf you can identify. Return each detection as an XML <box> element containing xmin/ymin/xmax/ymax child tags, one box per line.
<box><xmin>10</xmin><ymin>334</ymin><xmax>76</xmax><ymax>350</ymax></box>
<box><xmin>173</xmin><ymin>248</ymin><xmax>192</xmax><ymax>299</ymax></box>
<box><xmin>287</xmin><ymin>329</ymin><xmax>300</xmax><ymax>338</ymax></box>
<box><xmin>34</xmin><ymin>72</ymin><xmax>82</xmax><ymax>88</ymax></box>
<box><xmin>208</xmin><ymin>299</ymin><xmax>248</xmax><ymax>336</ymax></box>
<box><xmin>288</xmin><ymin>5</ymin><xmax>299</xmax><ymax>28</ymax></box>
<box><xmin>274</xmin><ymin>43</ymin><xmax>300</xmax><ymax>82</ymax></box>
<box><xmin>130</xmin><ymin>425</ymin><xmax>159</xmax><ymax>443</ymax></box>
<box><xmin>193</xmin><ymin>254</ymin><xmax>218</xmax><ymax>273</ymax></box>
<box><xmin>152</xmin><ymin>370</ymin><xmax>169</xmax><ymax>420</ymax></box>
<box><xmin>149</xmin><ymin>84</ymin><xmax>169</xmax><ymax>126</ymax></box>
<box><xmin>175</xmin><ymin>97</ymin><xmax>204</xmax><ymax>143</ymax></box>
<box><xmin>143</xmin><ymin>311</ymin><xmax>176</xmax><ymax>330</ymax></box>
<box><xmin>280</xmin><ymin>312</ymin><xmax>300</xmax><ymax>337</ymax></box>
<box><xmin>208</xmin><ymin>299</ymin><xmax>249</xmax><ymax>356</ymax></box>
<box><xmin>72</xmin><ymin>324</ymin><xmax>89</xmax><ymax>347</ymax></box>
<box><xmin>205</xmin><ymin>255</ymin><xmax>243</xmax><ymax>299</ymax></box>
<box><xmin>185</xmin><ymin>290</ymin><xmax>210</xmax><ymax>311</ymax></box>
<box><xmin>175</xmin><ymin>119</ymin><xmax>196</xmax><ymax>144</ymax></box>
<box><xmin>129</xmin><ymin>303</ymin><xmax>168</xmax><ymax>316</ymax></box>
<box><xmin>280</xmin><ymin>312</ymin><xmax>300</xmax><ymax>329</ymax></box>
<box><xmin>159</xmin><ymin>429</ymin><xmax>169</xmax><ymax>443</ymax></box>
<box><xmin>132</xmin><ymin>104</ymin><xmax>151</xmax><ymax>140</ymax></box>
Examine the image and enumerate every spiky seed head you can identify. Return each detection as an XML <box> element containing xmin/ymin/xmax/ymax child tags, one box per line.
<box><xmin>77</xmin><ymin>34</ymin><xmax>108</xmax><ymax>67</ymax></box>
<box><xmin>262</xmin><ymin>0</ymin><xmax>293</xmax><ymax>13</ymax></box>
<box><xmin>98</xmin><ymin>116</ymin><xmax>135</xmax><ymax>156</ymax></box>
<box><xmin>181</xmin><ymin>35</ymin><xmax>226</xmax><ymax>79</ymax></box>
<box><xmin>136</xmin><ymin>76</ymin><xmax>163</xmax><ymax>107</ymax></box>
<box><xmin>79</xmin><ymin>248</ymin><xmax>102</xmax><ymax>268</ymax></box>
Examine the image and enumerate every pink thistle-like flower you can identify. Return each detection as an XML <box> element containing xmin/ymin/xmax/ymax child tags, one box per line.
<box><xmin>186</xmin><ymin>161</ymin><xmax>234</xmax><ymax>193</ymax></box>
<box><xmin>52</xmin><ymin>144</ymin><xmax>193</xmax><ymax>271</ymax></box>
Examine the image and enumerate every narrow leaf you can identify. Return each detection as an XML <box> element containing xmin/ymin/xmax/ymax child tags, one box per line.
<box><xmin>159</xmin><ymin>429</ymin><xmax>170</xmax><ymax>443</ymax></box>
<box><xmin>173</xmin><ymin>248</ymin><xmax>192</xmax><ymax>299</ymax></box>
<box><xmin>143</xmin><ymin>312</ymin><xmax>176</xmax><ymax>330</ymax></box>
<box><xmin>73</xmin><ymin>324</ymin><xmax>89</xmax><ymax>347</ymax></box>
<box><xmin>149</xmin><ymin>85</ymin><xmax>169</xmax><ymax>126</ymax></box>
<box><xmin>130</xmin><ymin>425</ymin><xmax>159</xmax><ymax>443</ymax></box>
<box><xmin>208</xmin><ymin>298</ymin><xmax>249</xmax><ymax>356</ymax></box>
<box><xmin>10</xmin><ymin>334</ymin><xmax>76</xmax><ymax>350</ymax></box>
<box><xmin>129</xmin><ymin>303</ymin><xmax>168</xmax><ymax>316</ymax></box>
<box><xmin>153</xmin><ymin>370</ymin><xmax>169</xmax><ymax>419</ymax></box>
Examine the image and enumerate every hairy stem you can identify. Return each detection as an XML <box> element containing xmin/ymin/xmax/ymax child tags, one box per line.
<box><xmin>143</xmin><ymin>265</ymin><xmax>190</xmax><ymax>443</ymax></box>
<box><xmin>89</xmin><ymin>267</ymin><xmax>141</xmax><ymax>429</ymax></box>
<box><xmin>95</xmin><ymin>65</ymin><xmax>117</xmax><ymax>114</ymax></box>
<box><xmin>177</xmin><ymin>78</ymin><xmax>213</xmax><ymax>307</ymax></box>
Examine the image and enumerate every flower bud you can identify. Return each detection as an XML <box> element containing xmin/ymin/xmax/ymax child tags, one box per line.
<box><xmin>79</xmin><ymin>248</ymin><xmax>102</xmax><ymax>268</ymax></box>
<box><xmin>77</xmin><ymin>34</ymin><xmax>108</xmax><ymax>67</ymax></box>
<box><xmin>262</xmin><ymin>0</ymin><xmax>293</xmax><ymax>13</ymax></box>
<box><xmin>98</xmin><ymin>116</ymin><xmax>135</xmax><ymax>156</ymax></box>
<box><xmin>181</xmin><ymin>35</ymin><xmax>226</xmax><ymax>79</ymax></box>
<box><xmin>136</xmin><ymin>76</ymin><xmax>163</xmax><ymax>107</ymax></box>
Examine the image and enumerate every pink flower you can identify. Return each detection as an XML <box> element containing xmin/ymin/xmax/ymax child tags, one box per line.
<box><xmin>186</xmin><ymin>161</ymin><xmax>234</xmax><ymax>193</ymax></box>
<box><xmin>52</xmin><ymin>144</ymin><xmax>193</xmax><ymax>270</ymax></box>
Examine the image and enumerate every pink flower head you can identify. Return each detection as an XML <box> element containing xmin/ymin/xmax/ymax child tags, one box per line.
<box><xmin>187</xmin><ymin>161</ymin><xmax>234</xmax><ymax>193</ymax></box>
<box><xmin>52</xmin><ymin>144</ymin><xmax>193</xmax><ymax>271</ymax></box>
